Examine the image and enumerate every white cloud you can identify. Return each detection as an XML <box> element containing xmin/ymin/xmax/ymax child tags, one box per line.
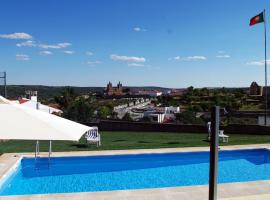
<box><xmin>171</xmin><ymin>55</ymin><xmax>207</xmax><ymax>61</ymax></box>
<box><xmin>187</xmin><ymin>56</ymin><xmax>207</xmax><ymax>60</ymax></box>
<box><xmin>16</xmin><ymin>40</ymin><xmax>36</xmax><ymax>47</ymax></box>
<box><xmin>39</xmin><ymin>51</ymin><xmax>53</xmax><ymax>56</ymax></box>
<box><xmin>174</xmin><ymin>56</ymin><xmax>181</xmax><ymax>60</ymax></box>
<box><xmin>63</xmin><ymin>50</ymin><xmax>74</xmax><ymax>54</ymax></box>
<box><xmin>110</xmin><ymin>54</ymin><xmax>146</xmax><ymax>62</ymax></box>
<box><xmin>216</xmin><ymin>55</ymin><xmax>230</xmax><ymax>58</ymax></box>
<box><xmin>134</xmin><ymin>27</ymin><xmax>141</xmax><ymax>32</ymax></box>
<box><xmin>86</xmin><ymin>51</ymin><xmax>93</xmax><ymax>56</ymax></box>
<box><xmin>87</xmin><ymin>61</ymin><xmax>102</xmax><ymax>65</ymax></box>
<box><xmin>16</xmin><ymin>54</ymin><xmax>30</xmax><ymax>61</ymax></box>
<box><xmin>246</xmin><ymin>60</ymin><xmax>270</xmax><ymax>66</ymax></box>
<box><xmin>217</xmin><ymin>50</ymin><xmax>230</xmax><ymax>58</ymax></box>
<box><xmin>128</xmin><ymin>63</ymin><xmax>145</xmax><ymax>67</ymax></box>
<box><xmin>39</xmin><ymin>42</ymin><xmax>71</xmax><ymax>49</ymax></box>
<box><xmin>0</xmin><ymin>32</ymin><xmax>32</xmax><ymax>40</ymax></box>
<box><xmin>133</xmin><ymin>27</ymin><xmax>147</xmax><ymax>32</ymax></box>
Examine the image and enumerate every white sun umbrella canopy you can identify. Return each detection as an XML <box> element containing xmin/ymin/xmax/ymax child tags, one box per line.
<box><xmin>0</xmin><ymin>96</ymin><xmax>93</xmax><ymax>141</ymax></box>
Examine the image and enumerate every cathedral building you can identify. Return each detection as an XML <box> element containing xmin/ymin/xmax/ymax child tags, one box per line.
<box><xmin>105</xmin><ymin>81</ymin><xmax>124</xmax><ymax>96</ymax></box>
<box><xmin>249</xmin><ymin>81</ymin><xmax>270</xmax><ymax>96</ymax></box>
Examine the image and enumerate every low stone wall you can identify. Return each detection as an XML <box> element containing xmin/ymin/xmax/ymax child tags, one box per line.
<box><xmin>84</xmin><ymin>120</ymin><xmax>270</xmax><ymax>135</ymax></box>
<box><xmin>224</xmin><ymin>124</ymin><xmax>270</xmax><ymax>135</ymax></box>
<box><xmin>85</xmin><ymin>120</ymin><xmax>206</xmax><ymax>133</ymax></box>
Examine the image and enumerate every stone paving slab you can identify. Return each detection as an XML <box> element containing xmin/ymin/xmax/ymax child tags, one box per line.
<box><xmin>1</xmin><ymin>181</ymin><xmax>270</xmax><ymax>200</ymax></box>
<box><xmin>222</xmin><ymin>194</ymin><xmax>270</xmax><ymax>200</ymax></box>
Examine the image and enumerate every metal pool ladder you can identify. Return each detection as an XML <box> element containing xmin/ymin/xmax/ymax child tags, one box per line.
<box><xmin>34</xmin><ymin>140</ymin><xmax>52</xmax><ymax>169</ymax></box>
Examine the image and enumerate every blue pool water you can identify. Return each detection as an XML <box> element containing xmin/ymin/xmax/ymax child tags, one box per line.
<box><xmin>1</xmin><ymin>149</ymin><xmax>270</xmax><ymax>196</ymax></box>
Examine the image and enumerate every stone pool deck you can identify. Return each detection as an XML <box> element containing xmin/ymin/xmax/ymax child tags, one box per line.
<box><xmin>1</xmin><ymin>144</ymin><xmax>270</xmax><ymax>200</ymax></box>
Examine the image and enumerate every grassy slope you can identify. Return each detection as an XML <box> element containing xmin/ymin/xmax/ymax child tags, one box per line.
<box><xmin>0</xmin><ymin>131</ymin><xmax>270</xmax><ymax>154</ymax></box>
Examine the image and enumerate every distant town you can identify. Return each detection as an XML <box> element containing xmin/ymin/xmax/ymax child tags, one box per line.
<box><xmin>1</xmin><ymin>80</ymin><xmax>269</xmax><ymax>126</ymax></box>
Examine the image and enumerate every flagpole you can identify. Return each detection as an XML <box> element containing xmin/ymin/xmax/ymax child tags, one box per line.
<box><xmin>264</xmin><ymin>9</ymin><xmax>268</xmax><ymax>126</ymax></box>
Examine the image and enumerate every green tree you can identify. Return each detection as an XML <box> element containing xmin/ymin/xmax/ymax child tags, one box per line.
<box><xmin>201</xmin><ymin>87</ymin><xmax>209</xmax><ymax>96</ymax></box>
<box><xmin>235</xmin><ymin>90</ymin><xmax>245</xmax><ymax>107</ymax></box>
<box><xmin>200</xmin><ymin>101</ymin><xmax>209</xmax><ymax>111</ymax></box>
<box><xmin>63</xmin><ymin>97</ymin><xmax>94</xmax><ymax>122</ymax></box>
<box><xmin>213</xmin><ymin>95</ymin><xmax>221</xmax><ymax>105</ymax></box>
<box><xmin>99</xmin><ymin>106</ymin><xmax>112</xmax><ymax>119</ymax></box>
<box><xmin>193</xmin><ymin>88</ymin><xmax>200</xmax><ymax>96</ymax></box>
<box><xmin>187</xmin><ymin>86</ymin><xmax>194</xmax><ymax>95</ymax></box>
<box><xmin>220</xmin><ymin>87</ymin><xmax>228</xmax><ymax>95</ymax></box>
<box><xmin>231</xmin><ymin>100</ymin><xmax>241</xmax><ymax>110</ymax></box>
<box><xmin>175</xmin><ymin>111</ymin><xmax>204</xmax><ymax>125</ymax></box>
<box><xmin>55</xmin><ymin>87</ymin><xmax>77</xmax><ymax>109</ymax></box>
<box><xmin>122</xmin><ymin>113</ymin><xmax>133</xmax><ymax>121</ymax></box>
<box><xmin>192</xmin><ymin>105</ymin><xmax>203</xmax><ymax>112</ymax></box>
<box><xmin>123</xmin><ymin>88</ymin><xmax>130</xmax><ymax>93</ymax></box>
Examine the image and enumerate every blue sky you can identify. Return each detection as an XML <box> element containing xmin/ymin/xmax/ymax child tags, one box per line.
<box><xmin>0</xmin><ymin>0</ymin><xmax>269</xmax><ymax>88</ymax></box>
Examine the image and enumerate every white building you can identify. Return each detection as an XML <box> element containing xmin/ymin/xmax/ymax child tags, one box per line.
<box><xmin>19</xmin><ymin>99</ymin><xmax>62</xmax><ymax>114</ymax></box>
<box><xmin>137</xmin><ymin>90</ymin><xmax>163</xmax><ymax>97</ymax></box>
<box><xmin>18</xmin><ymin>91</ymin><xmax>62</xmax><ymax>114</ymax></box>
<box><xmin>149</xmin><ymin>91</ymin><xmax>162</xmax><ymax>97</ymax></box>
<box><xmin>143</xmin><ymin>106</ymin><xmax>180</xmax><ymax>123</ymax></box>
<box><xmin>144</xmin><ymin>110</ymin><xmax>165</xmax><ymax>123</ymax></box>
<box><xmin>165</xmin><ymin>106</ymin><xmax>180</xmax><ymax>114</ymax></box>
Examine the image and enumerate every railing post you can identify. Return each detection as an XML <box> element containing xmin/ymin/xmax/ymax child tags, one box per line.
<box><xmin>209</xmin><ymin>106</ymin><xmax>220</xmax><ymax>200</ymax></box>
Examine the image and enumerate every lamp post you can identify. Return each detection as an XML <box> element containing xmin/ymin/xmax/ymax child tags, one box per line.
<box><xmin>263</xmin><ymin>10</ymin><xmax>268</xmax><ymax>125</ymax></box>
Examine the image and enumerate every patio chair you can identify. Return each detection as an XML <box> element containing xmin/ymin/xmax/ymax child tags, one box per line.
<box><xmin>207</xmin><ymin>122</ymin><xmax>229</xmax><ymax>143</ymax></box>
<box><xmin>219</xmin><ymin>130</ymin><xmax>229</xmax><ymax>143</ymax></box>
<box><xmin>85</xmin><ymin>127</ymin><xmax>101</xmax><ymax>147</ymax></box>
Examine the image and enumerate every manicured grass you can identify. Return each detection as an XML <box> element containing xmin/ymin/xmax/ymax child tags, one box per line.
<box><xmin>239</xmin><ymin>104</ymin><xmax>263</xmax><ymax>111</ymax></box>
<box><xmin>0</xmin><ymin>131</ymin><xmax>270</xmax><ymax>154</ymax></box>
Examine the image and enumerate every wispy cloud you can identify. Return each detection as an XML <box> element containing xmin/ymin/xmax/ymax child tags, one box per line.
<box><xmin>186</xmin><ymin>56</ymin><xmax>207</xmax><ymax>60</ymax></box>
<box><xmin>246</xmin><ymin>60</ymin><xmax>270</xmax><ymax>66</ymax></box>
<box><xmin>133</xmin><ymin>27</ymin><xmax>147</xmax><ymax>32</ymax></box>
<box><xmin>111</xmin><ymin>54</ymin><xmax>146</xmax><ymax>62</ymax></box>
<box><xmin>87</xmin><ymin>61</ymin><xmax>102</xmax><ymax>65</ymax></box>
<box><xmin>39</xmin><ymin>51</ymin><xmax>53</xmax><ymax>56</ymax></box>
<box><xmin>216</xmin><ymin>55</ymin><xmax>230</xmax><ymax>58</ymax></box>
<box><xmin>216</xmin><ymin>50</ymin><xmax>230</xmax><ymax>58</ymax></box>
<box><xmin>63</xmin><ymin>50</ymin><xmax>74</xmax><ymax>54</ymax></box>
<box><xmin>171</xmin><ymin>56</ymin><xmax>179</xmax><ymax>60</ymax></box>
<box><xmin>16</xmin><ymin>54</ymin><xmax>30</xmax><ymax>61</ymax></box>
<box><xmin>16</xmin><ymin>40</ymin><xmax>36</xmax><ymax>47</ymax></box>
<box><xmin>171</xmin><ymin>55</ymin><xmax>207</xmax><ymax>61</ymax></box>
<box><xmin>39</xmin><ymin>42</ymin><xmax>71</xmax><ymax>49</ymax></box>
<box><xmin>0</xmin><ymin>32</ymin><xmax>32</xmax><ymax>40</ymax></box>
<box><xmin>86</xmin><ymin>51</ymin><xmax>93</xmax><ymax>56</ymax></box>
<box><xmin>128</xmin><ymin>63</ymin><xmax>145</xmax><ymax>67</ymax></box>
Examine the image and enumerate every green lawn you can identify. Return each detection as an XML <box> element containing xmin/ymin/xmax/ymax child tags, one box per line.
<box><xmin>0</xmin><ymin>131</ymin><xmax>269</xmax><ymax>154</ymax></box>
<box><xmin>239</xmin><ymin>104</ymin><xmax>263</xmax><ymax>111</ymax></box>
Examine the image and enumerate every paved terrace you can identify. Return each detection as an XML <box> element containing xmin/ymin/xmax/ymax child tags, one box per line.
<box><xmin>0</xmin><ymin>144</ymin><xmax>270</xmax><ymax>200</ymax></box>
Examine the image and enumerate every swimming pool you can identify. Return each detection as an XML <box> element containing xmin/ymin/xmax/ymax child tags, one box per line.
<box><xmin>1</xmin><ymin>148</ymin><xmax>270</xmax><ymax>196</ymax></box>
